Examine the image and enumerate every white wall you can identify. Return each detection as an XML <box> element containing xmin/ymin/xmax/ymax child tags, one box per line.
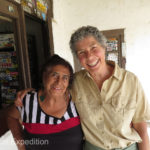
<box><xmin>52</xmin><ymin>0</ymin><xmax>150</xmax><ymax>102</ymax></box>
<box><xmin>51</xmin><ymin>0</ymin><xmax>74</xmax><ymax>67</ymax></box>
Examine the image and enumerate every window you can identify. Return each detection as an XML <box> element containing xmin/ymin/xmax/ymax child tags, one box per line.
<box><xmin>102</xmin><ymin>29</ymin><xmax>126</xmax><ymax>68</ymax></box>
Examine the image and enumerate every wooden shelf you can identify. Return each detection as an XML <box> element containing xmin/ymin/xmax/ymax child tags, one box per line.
<box><xmin>0</xmin><ymin>47</ymin><xmax>14</xmax><ymax>52</ymax></box>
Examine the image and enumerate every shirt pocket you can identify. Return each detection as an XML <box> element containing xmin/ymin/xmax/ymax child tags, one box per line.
<box><xmin>75</xmin><ymin>93</ymin><xmax>99</xmax><ymax>121</ymax></box>
<box><xmin>111</xmin><ymin>95</ymin><xmax>126</xmax><ymax>113</ymax></box>
<box><xmin>111</xmin><ymin>94</ymin><xmax>136</xmax><ymax>120</ymax></box>
<box><xmin>123</xmin><ymin>99</ymin><xmax>136</xmax><ymax>120</ymax></box>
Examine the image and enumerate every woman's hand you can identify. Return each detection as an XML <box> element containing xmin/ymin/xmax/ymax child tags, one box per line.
<box><xmin>15</xmin><ymin>88</ymin><xmax>34</xmax><ymax>107</ymax></box>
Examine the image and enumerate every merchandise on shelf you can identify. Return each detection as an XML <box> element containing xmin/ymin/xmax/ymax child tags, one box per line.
<box><xmin>0</xmin><ymin>34</ymin><xmax>19</xmax><ymax>105</ymax></box>
<box><xmin>21</xmin><ymin>0</ymin><xmax>36</xmax><ymax>14</ymax></box>
<box><xmin>36</xmin><ymin>0</ymin><xmax>48</xmax><ymax>21</ymax></box>
<box><xmin>20</xmin><ymin>0</ymin><xmax>48</xmax><ymax>21</ymax></box>
<box><xmin>106</xmin><ymin>38</ymin><xmax>118</xmax><ymax>51</ymax></box>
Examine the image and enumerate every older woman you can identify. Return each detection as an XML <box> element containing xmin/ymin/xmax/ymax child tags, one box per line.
<box><xmin>70</xmin><ymin>26</ymin><xmax>150</xmax><ymax>150</ymax></box>
<box><xmin>7</xmin><ymin>55</ymin><xmax>83</xmax><ymax>150</ymax></box>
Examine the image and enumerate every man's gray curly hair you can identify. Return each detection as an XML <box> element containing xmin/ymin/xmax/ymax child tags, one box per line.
<box><xmin>69</xmin><ymin>26</ymin><xmax>107</xmax><ymax>55</ymax></box>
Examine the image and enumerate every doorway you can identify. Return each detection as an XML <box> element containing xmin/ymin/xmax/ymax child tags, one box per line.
<box><xmin>25</xmin><ymin>14</ymin><xmax>50</xmax><ymax>89</ymax></box>
<box><xmin>0</xmin><ymin>0</ymin><xmax>28</xmax><ymax>136</ymax></box>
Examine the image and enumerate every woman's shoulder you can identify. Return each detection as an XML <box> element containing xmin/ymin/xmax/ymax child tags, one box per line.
<box><xmin>74</xmin><ymin>70</ymin><xmax>88</xmax><ymax>83</ymax></box>
<box><xmin>122</xmin><ymin>69</ymin><xmax>139</xmax><ymax>83</ymax></box>
<box><xmin>74</xmin><ymin>69</ymin><xmax>86</xmax><ymax>77</ymax></box>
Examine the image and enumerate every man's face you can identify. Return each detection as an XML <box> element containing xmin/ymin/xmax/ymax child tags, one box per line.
<box><xmin>75</xmin><ymin>36</ymin><xmax>106</xmax><ymax>74</ymax></box>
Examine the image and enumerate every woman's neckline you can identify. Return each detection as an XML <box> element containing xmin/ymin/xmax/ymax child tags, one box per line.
<box><xmin>37</xmin><ymin>90</ymin><xmax>71</xmax><ymax>119</ymax></box>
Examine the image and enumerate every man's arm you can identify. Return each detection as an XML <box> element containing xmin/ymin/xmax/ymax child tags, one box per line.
<box><xmin>7</xmin><ymin>105</ymin><xmax>25</xmax><ymax>150</ymax></box>
<box><xmin>133</xmin><ymin>121</ymin><xmax>150</xmax><ymax>150</ymax></box>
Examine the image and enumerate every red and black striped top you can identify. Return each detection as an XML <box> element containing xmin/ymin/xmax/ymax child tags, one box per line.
<box><xmin>18</xmin><ymin>91</ymin><xmax>83</xmax><ymax>150</ymax></box>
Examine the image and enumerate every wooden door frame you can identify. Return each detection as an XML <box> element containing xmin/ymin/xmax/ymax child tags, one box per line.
<box><xmin>0</xmin><ymin>0</ymin><xmax>31</xmax><ymax>88</ymax></box>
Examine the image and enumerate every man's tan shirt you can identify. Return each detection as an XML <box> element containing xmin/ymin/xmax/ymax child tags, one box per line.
<box><xmin>71</xmin><ymin>61</ymin><xmax>150</xmax><ymax>149</ymax></box>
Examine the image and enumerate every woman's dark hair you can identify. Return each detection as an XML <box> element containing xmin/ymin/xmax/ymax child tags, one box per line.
<box><xmin>40</xmin><ymin>54</ymin><xmax>74</xmax><ymax>89</ymax></box>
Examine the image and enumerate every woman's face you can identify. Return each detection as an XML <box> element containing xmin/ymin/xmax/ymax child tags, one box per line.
<box><xmin>75</xmin><ymin>36</ymin><xmax>106</xmax><ymax>74</ymax></box>
<box><xmin>43</xmin><ymin>65</ymin><xmax>70</xmax><ymax>97</ymax></box>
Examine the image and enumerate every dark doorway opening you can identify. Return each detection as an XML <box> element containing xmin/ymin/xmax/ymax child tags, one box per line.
<box><xmin>25</xmin><ymin>15</ymin><xmax>50</xmax><ymax>89</ymax></box>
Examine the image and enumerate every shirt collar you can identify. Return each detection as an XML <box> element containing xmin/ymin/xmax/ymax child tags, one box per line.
<box><xmin>107</xmin><ymin>61</ymin><xmax>122</xmax><ymax>80</ymax></box>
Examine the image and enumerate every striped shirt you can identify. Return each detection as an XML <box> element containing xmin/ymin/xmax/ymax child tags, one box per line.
<box><xmin>18</xmin><ymin>91</ymin><xmax>83</xmax><ymax>150</ymax></box>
